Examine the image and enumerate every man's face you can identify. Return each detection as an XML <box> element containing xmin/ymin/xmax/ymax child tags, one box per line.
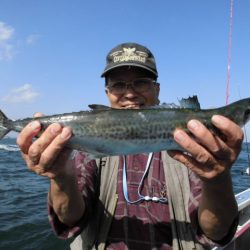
<box><xmin>105</xmin><ymin>67</ymin><xmax>160</xmax><ymax>109</ymax></box>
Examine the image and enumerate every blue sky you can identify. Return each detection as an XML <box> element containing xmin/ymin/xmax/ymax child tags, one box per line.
<box><xmin>0</xmin><ymin>0</ymin><xmax>250</xmax><ymax>137</ymax></box>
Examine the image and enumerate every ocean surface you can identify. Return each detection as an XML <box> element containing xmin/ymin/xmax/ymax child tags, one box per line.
<box><xmin>0</xmin><ymin>138</ymin><xmax>249</xmax><ymax>250</ymax></box>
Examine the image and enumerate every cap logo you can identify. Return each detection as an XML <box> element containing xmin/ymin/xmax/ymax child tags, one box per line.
<box><xmin>111</xmin><ymin>47</ymin><xmax>148</xmax><ymax>64</ymax></box>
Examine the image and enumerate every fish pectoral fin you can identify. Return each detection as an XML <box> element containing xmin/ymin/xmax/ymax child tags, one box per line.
<box><xmin>88</xmin><ymin>104</ymin><xmax>111</xmax><ymax>110</ymax></box>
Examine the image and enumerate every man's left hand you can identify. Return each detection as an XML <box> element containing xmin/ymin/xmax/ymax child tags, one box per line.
<box><xmin>168</xmin><ymin>115</ymin><xmax>244</xmax><ymax>181</ymax></box>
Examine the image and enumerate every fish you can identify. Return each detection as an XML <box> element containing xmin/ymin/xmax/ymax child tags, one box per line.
<box><xmin>0</xmin><ymin>96</ymin><xmax>250</xmax><ymax>158</ymax></box>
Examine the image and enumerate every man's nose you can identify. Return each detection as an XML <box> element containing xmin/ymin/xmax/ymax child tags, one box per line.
<box><xmin>124</xmin><ymin>84</ymin><xmax>137</xmax><ymax>95</ymax></box>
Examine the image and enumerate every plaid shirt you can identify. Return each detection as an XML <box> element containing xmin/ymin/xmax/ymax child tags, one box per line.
<box><xmin>48</xmin><ymin>151</ymin><xmax>220</xmax><ymax>249</ymax></box>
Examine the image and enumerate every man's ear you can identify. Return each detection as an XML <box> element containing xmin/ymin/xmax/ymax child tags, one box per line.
<box><xmin>156</xmin><ymin>82</ymin><xmax>160</xmax><ymax>95</ymax></box>
<box><xmin>155</xmin><ymin>83</ymin><xmax>160</xmax><ymax>104</ymax></box>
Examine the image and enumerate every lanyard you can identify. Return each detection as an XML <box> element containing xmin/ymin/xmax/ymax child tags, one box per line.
<box><xmin>122</xmin><ymin>152</ymin><xmax>168</xmax><ymax>204</ymax></box>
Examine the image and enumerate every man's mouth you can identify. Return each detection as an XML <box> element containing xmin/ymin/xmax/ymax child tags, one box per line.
<box><xmin>122</xmin><ymin>103</ymin><xmax>143</xmax><ymax>109</ymax></box>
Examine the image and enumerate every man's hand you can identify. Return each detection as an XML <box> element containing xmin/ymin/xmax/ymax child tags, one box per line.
<box><xmin>168</xmin><ymin>115</ymin><xmax>243</xmax><ymax>181</ymax></box>
<box><xmin>168</xmin><ymin>115</ymin><xmax>242</xmax><ymax>241</ymax></box>
<box><xmin>16</xmin><ymin>113</ymin><xmax>73</xmax><ymax>179</ymax></box>
<box><xmin>16</xmin><ymin>114</ymin><xmax>85</xmax><ymax>226</ymax></box>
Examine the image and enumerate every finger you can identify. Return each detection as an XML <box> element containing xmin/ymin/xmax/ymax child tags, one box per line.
<box><xmin>40</xmin><ymin>148</ymin><xmax>73</xmax><ymax>179</ymax></box>
<box><xmin>25</xmin><ymin>155</ymin><xmax>45</xmax><ymax>175</ymax></box>
<box><xmin>16</xmin><ymin>112</ymin><xmax>44</xmax><ymax>154</ymax></box>
<box><xmin>187</xmin><ymin>119</ymin><xmax>231</xmax><ymax>159</ymax></box>
<box><xmin>168</xmin><ymin>150</ymin><xmax>207</xmax><ymax>174</ymax></box>
<box><xmin>16</xmin><ymin>121</ymin><xmax>41</xmax><ymax>154</ymax></box>
<box><xmin>27</xmin><ymin>123</ymin><xmax>63</xmax><ymax>165</ymax></box>
<box><xmin>211</xmin><ymin>115</ymin><xmax>244</xmax><ymax>148</ymax></box>
<box><xmin>168</xmin><ymin>150</ymin><xmax>223</xmax><ymax>180</ymax></box>
<box><xmin>34</xmin><ymin>127</ymin><xmax>72</xmax><ymax>173</ymax></box>
<box><xmin>173</xmin><ymin>129</ymin><xmax>215</xmax><ymax>166</ymax></box>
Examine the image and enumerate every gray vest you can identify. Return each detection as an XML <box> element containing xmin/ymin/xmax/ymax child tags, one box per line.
<box><xmin>70</xmin><ymin>152</ymin><xmax>206</xmax><ymax>250</ymax></box>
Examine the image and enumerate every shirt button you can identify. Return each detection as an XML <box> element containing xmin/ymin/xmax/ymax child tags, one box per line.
<box><xmin>134</xmin><ymin>166</ymin><xmax>139</xmax><ymax>171</ymax></box>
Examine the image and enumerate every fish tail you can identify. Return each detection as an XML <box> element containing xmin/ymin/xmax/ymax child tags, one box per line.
<box><xmin>0</xmin><ymin>110</ymin><xmax>11</xmax><ymax>139</ymax></box>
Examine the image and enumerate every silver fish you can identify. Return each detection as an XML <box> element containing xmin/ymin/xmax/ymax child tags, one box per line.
<box><xmin>1</xmin><ymin>97</ymin><xmax>250</xmax><ymax>158</ymax></box>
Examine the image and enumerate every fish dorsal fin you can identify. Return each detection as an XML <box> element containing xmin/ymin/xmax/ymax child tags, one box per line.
<box><xmin>178</xmin><ymin>95</ymin><xmax>200</xmax><ymax>110</ymax></box>
<box><xmin>88</xmin><ymin>104</ymin><xmax>111</xmax><ymax>110</ymax></box>
<box><xmin>156</xmin><ymin>95</ymin><xmax>201</xmax><ymax>110</ymax></box>
<box><xmin>158</xmin><ymin>103</ymin><xmax>180</xmax><ymax>109</ymax></box>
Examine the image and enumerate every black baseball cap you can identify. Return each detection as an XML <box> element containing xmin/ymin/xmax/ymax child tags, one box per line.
<box><xmin>101</xmin><ymin>42</ymin><xmax>158</xmax><ymax>78</ymax></box>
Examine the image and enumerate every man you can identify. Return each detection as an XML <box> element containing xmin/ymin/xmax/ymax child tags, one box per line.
<box><xmin>17</xmin><ymin>42</ymin><xmax>242</xmax><ymax>249</ymax></box>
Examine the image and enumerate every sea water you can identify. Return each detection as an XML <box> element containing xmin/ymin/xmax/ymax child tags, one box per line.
<box><xmin>0</xmin><ymin>138</ymin><xmax>72</xmax><ymax>250</ymax></box>
<box><xmin>0</xmin><ymin>138</ymin><xmax>249</xmax><ymax>250</ymax></box>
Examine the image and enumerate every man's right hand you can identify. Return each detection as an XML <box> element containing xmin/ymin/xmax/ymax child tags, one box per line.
<box><xmin>16</xmin><ymin>113</ymin><xmax>73</xmax><ymax>179</ymax></box>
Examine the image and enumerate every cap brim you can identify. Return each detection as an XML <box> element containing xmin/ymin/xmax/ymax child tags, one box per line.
<box><xmin>101</xmin><ymin>63</ymin><xmax>158</xmax><ymax>78</ymax></box>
